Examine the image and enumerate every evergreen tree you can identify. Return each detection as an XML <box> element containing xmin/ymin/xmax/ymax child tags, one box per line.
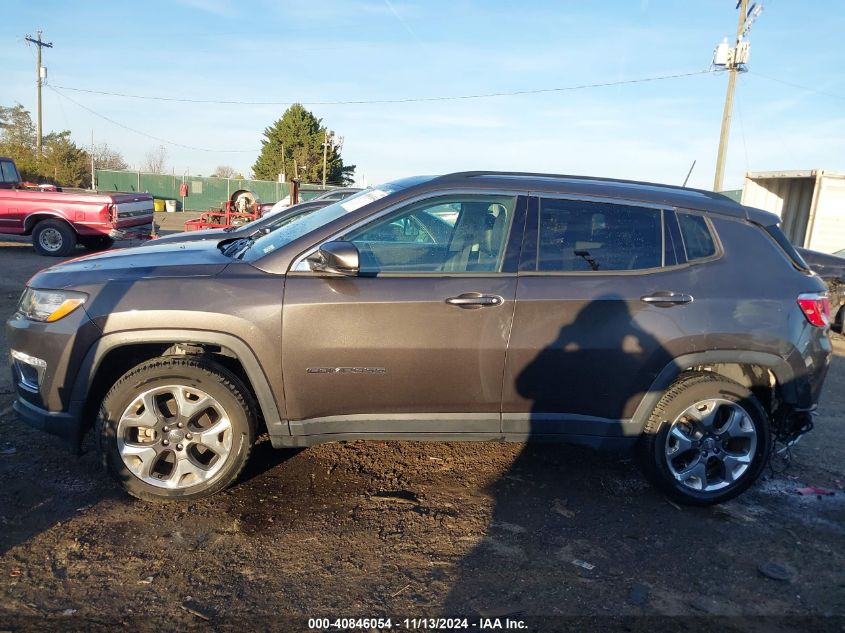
<box><xmin>253</xmin><ymin>104</ymin><xmax>355</xmax><ymax>185</ymax></box>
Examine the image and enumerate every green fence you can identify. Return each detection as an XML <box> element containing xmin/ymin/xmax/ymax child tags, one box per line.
<box><xmin>720</xmin><ymin>189</ymin><xmax>742</xmax><ymax>203</ymax></box>
<box><xmin>94</xmin><ymin>170</ymin><xmax>331</xmax><ymax>211</ymax></box>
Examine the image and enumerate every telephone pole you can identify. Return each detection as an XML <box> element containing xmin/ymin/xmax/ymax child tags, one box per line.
<box><xmin>24</xmin><ymin>31</ymin><xmax>53</xmax><ymax>159</ymax></box>
<box><xmin>321</xmin><ymin>130</ymin><xmax>331</xmax><ymax>189</ymax></box>
<box><xmin>712</xmin><ymin>0</ymin><xmax>751</xmax><ymax>192</ymax></box>
<box><xmin>91</xmin><ymin>130</ymin><xmax>96</xmax><ymax>191</ymax></box>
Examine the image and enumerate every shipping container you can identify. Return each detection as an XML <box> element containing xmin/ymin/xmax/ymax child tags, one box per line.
<box><xmin>741</xmin><ymin>170</ymin><xmax>845</xmax><ymax>254</ymax></box>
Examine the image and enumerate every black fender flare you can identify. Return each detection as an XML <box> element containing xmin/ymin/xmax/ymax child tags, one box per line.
<box><xmin>70</xmin><ymin>329</ymin><xmax>288</xmax><ymax>437</ymax></box>
<box><xmin>632</xmin><ymin>350</ymin><xmax>800</xmax><ymax>428</ymax></box>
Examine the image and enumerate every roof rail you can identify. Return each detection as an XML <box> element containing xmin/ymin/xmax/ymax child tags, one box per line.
<box><xmin>432</xmin><ymin>170</ymin><xmax>738</xmax><ymax>203</ymax></box>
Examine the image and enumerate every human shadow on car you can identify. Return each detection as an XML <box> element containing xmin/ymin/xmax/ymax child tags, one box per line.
<box><xmin>441</xmin><ymin>296</ymin><xmax>673</xmax><ymax>617</ymax></box>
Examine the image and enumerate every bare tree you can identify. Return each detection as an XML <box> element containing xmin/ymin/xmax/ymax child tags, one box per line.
<box><xmin>212</xmin><ymin>165</ymin><xmax>237</xmax><ymax>178</ymax></box>
<box><xmin>142</xmin><ymin>145</ymin><xmax>168</xmax><ymax>174</ymax></box>
<box><xmin>92</xmin><ymin>142</ymin><xmax>128</xmax><ymax>170</ymax></box>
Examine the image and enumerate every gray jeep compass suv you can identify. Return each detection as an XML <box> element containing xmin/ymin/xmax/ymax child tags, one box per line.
<box><xmin>6</xmin><ymin>172</ymin><xmax>831</xmax><ymax>505</ymax></box>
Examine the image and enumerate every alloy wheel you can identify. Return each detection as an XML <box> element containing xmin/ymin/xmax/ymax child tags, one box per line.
<box><xmin>116</xmin><ymin>385</ymin><xmax>233</xmax><ymax>489</ymax></box>
<box><xmin>664</xmin><ymin>398</ymin><xmax>758</xmax><ymax>493</ymax></box>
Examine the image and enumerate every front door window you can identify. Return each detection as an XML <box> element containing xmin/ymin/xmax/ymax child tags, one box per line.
<box><xmin>343</xmin><ymin>195</ymin><xmax>516</xmax><ymax>274</ymax></box>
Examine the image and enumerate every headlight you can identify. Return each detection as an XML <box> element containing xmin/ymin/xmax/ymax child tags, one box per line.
<box><xmin>18</xmin><ymin>288</ymin><xmax>88</xmax><ymax>323</ymax></box>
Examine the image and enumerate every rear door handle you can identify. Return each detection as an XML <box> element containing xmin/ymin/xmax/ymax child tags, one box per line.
<box><xmin>640</xmin><ymin>292</ymin><xmax>694</xmax><ymax>306</ymax></box>
<box><xmin>445</xmin><ymin>293</ymin><xmax>504</xmax><ymax>309</ymax></box>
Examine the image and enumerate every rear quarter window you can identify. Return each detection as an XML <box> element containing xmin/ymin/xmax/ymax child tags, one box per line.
<box><xmin>678</xmin><ymin>213</ymin><xmax>717</xmax><ymax>261</ymax></box>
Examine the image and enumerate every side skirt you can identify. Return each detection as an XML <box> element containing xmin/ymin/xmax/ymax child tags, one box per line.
<box><xmin>271</xmin><ymin>431</ymin><xmax>637</xmax><ymax>452</ymax></box>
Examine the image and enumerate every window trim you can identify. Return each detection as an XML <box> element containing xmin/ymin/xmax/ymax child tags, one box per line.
<box><xmin>288</xmin><ymin>188</ymin><xmax>529</xmax><ymax>276</ymax></box>
<box><xmin>663</xmin><ymin>209</ymin><xmax>684</xmax><ymax>266</ymax></box>
<box><xmin>520</xmin><ymin>193</ymin><xmax>672</xmax><ymax>276</ymax></box>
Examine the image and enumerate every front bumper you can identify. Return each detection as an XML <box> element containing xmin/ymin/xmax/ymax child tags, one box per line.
<box><xmin>6</xmin><ymin>306</ymin><xmax>101</xmax><ymax>449</ymax></box>
<box><xmin>12</xmin><ymin>397</ymin><xmax>84</xmax><ymax>447</ymax></box>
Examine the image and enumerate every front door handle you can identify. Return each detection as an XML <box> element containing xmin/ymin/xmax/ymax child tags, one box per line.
<box><xmin>640</xmin><ymin>292</ymin><xmax>694</xmax><ymax>307</ymax></box>
<box><xmin>445</xmin><ymin>293</ymin><xmax>504</xmax><ymax>309</ymax></box>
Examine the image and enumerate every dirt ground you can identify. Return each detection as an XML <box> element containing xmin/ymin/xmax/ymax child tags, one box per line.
<box><xmin>0</xmin><ymin>219</ymin><xmax>842</xmax><ymax>631</ymax></box>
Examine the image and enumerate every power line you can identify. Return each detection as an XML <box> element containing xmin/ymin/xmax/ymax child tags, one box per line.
<box><xmin>47</xmin><ymin>85</ymin><xmax>260</xmax><ymax>153</ymax></box>
<box><xmin>751</xmin><ymin>71</ymin><xmax>845</xmax><ymax>101</ymax></box>
<box><xmin>50</xmin><ymin>69</ymin><xmax>719</xmax><ymax>107</ymax></box>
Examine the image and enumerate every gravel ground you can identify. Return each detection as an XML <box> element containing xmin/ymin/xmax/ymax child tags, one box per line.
<box><xmin>0</xmin><ymin>221</ymin><xmax>842</xmax><ymax>631</ymax></box>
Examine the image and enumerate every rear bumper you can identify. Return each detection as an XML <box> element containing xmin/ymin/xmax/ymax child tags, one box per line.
<box><xmin>108</xmin><ymin>223</ymin><xmax>158</xmax><ymax>240</ymax></box>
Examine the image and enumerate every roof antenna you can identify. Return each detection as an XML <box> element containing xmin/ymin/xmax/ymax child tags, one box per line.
<box><xmin>682</xmin><ymin>159</ymin><xmax>697</xmax><ymax>187</ymax></box>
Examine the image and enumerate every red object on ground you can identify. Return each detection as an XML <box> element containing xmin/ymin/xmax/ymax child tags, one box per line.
<box><xmin>795</xmin><ymin>486</ymin><xmax>835</xmax><ymax>496</ymax></box>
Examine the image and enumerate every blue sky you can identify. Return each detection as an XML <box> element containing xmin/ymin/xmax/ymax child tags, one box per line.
<box><xmin>2</xmin><ymin>0</ymin><xmax>843</xmax><ymax>190</ymax></box>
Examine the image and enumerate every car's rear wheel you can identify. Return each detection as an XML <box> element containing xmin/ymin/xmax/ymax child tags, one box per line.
<box><xmin>32</xmin><ymin>219</ymin><xmax>77</xmax><ymax>256</ymax></box>
<box><xmin>80</xmin><ymin>235</ymin><xmax>115</xmax><ymax>251</ymax></box>
<box><xmin>97</xmin><ymin>357</ymin><xmax>256</xmax><ymax>501</ymax></box>
<box><xmin>638</xmin><ymin>372</ymin><xmax>771</xmax><ymax>506</ymax></box>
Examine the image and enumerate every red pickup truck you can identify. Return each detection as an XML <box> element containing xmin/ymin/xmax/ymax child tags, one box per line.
<box><xmin>0</xmin><ymin>157</ymin><xmax>155</xmax><ymax>256</ymax></box>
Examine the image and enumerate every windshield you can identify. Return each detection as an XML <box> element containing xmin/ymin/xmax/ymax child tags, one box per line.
<box><xmin>240</xmin><ymin>182</ymin><xmax>410</xmax><ymax>261</ymax></box>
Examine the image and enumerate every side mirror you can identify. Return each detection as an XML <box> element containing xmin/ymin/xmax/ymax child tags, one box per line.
<box><xmin>306</xmin><ymin>240</ymin><xmax>360</xmax><ymax>275</ymax></box>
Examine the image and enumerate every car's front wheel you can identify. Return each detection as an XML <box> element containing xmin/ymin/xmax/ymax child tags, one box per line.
<box><xmin>97</xmin><ymin>357</ymin><xmax>256</xmax><ymax>501</ymax></box>
<box><xmin>638</xmin><ymin>371</ymin><xmax>771</xmax><ymax>506</ymax></box>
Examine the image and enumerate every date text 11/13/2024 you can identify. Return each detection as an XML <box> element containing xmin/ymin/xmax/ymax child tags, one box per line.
<box><xmin>307</xmin><ymin>617</ymin><xmax>528</xmax><ymax>630</ymax></box>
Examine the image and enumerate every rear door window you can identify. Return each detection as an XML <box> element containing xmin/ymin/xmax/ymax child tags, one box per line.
<box><xmin>534</xmin><ymin>198</ymin><xmax>663</xmax><ymax>272</ymax></box>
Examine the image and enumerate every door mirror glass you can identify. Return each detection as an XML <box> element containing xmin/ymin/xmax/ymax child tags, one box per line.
<box><xmin>307</xmin><ymin>240</ymin><xmax>360</xmax><ymax>275</ymax></box>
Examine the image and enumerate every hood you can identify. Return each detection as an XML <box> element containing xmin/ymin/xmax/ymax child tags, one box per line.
<box><xmin>29</xmin><ymin>239</ymin><xmax>234</xmax><ymax>289</ymax></box>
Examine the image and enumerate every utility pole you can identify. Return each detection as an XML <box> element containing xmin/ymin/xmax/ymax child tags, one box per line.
<box><xmin>321</xmin><ymin>130</ymin><xmax>330</xmax><ymax>189</ymax></box>
<box><xmin>91</xmin><ymin>129</ymin><xmax>96</xmax><ymax>191</ymax></box>
<box><xmin>24</xmin><ymin>31</ymin><xmax>53</xmax><ymax>159</ymax></box>
<box><xmin>712</xmin><ymin>0</ymin><xmax>752</xmax><ymax>192</ymax></box>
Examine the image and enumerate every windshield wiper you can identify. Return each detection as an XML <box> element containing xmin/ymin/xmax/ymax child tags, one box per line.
<box><xmin>219</xmin><ymin>236</ymin><xmax>255</xmax><ymax>258</ymax></box>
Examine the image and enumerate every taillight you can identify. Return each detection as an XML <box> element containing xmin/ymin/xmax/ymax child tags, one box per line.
<box><xmin>797</xmin><ymin>293</ymin><xmax>830</xmax><ymax>327</ymax></box>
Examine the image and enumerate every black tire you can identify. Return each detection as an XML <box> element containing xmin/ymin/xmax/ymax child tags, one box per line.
<box><xmin>32</xmin><ymin>219</ymin><xmax>77</xmax><ymax>256</ymax></box>
<box><xmin>96</xmin><ymin>356</ymin><xmax>256</xmax><ymax>502</ymax></box>
<box><xmin>80</xmin><ymin>235</ymin><xmax>115</xmax><ymax>252</ymax></box>
<box><xmin>833</xmin><ymin>306</ymin><xmax>845</xmax><ymax>334</ymax></box>
<box><xmin>638</xmin><ymin>371</ymin><xmax>771</xmax><ymax>506</ymax></box>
